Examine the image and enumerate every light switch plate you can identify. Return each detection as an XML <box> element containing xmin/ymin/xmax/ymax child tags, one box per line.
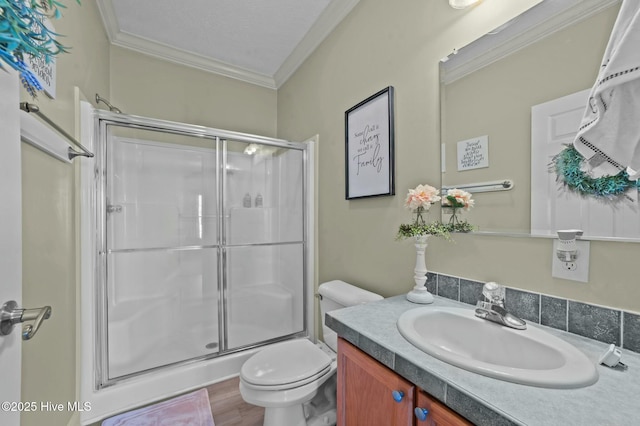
<box><xmin>552</xmin><ymin>239</ymin><xmax>590</xmax><ymax>282</ymax></box>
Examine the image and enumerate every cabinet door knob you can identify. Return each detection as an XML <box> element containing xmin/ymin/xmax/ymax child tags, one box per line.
<box><xmin>414</xmin><ymin>407</ymin><xmax>429</xmax><ymax>421</ymax></box>
<box><xmin>391</xmin><ymin>390</ymin><xmax>404</xmax><ymax>402</ymax></box>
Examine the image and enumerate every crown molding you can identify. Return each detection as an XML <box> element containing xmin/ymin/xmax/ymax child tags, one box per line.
<box><xmin>96</xmin><ymin>0</ymin><xmax>276</xmax><ymax>89</ymax></box>
<box><xmin>274</xmin><ymin>0</ymin><xmax>361</xmax><ymax>87</ymax></box>
<box><xmin>96</xmin><ymin>0</ymin><xmax>357</xmax><ymax>89</ymax></box>
<box><xmin>113</xmin><ymin>30</ymin><xmax>277</xmax><ymax>89</ymax></box>
<box><xmin>96</xmin><ymin>0</ymin><xmax>118</xmax><ymax>42</ymax></box>
<box><xmin>441</xmin><ymin>0</ymin><xmax>621</xmax><ymax>84</ymax></box>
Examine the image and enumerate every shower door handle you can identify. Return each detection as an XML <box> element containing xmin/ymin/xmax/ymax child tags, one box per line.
<box><xmin>0</xmin><ymin>300</ymin><xmax>52</xmax><ymax>341</ymax></box>
<box><xmin>107</xmin><ymin>204</ymin><xmax>123</xmax><ymax>214</ymax></box>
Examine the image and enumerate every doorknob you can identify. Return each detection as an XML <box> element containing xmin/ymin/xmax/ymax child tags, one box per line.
<box><xmin>0</xmin><ymin>300</ymin><xmax>52</xmax><ymax>340</ymax></box>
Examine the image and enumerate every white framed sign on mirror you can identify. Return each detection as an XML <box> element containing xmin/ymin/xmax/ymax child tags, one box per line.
<box><xmin>457</xmin><ymin>135</ymin><xmax>489</xmax><ymax>171</ymax></box>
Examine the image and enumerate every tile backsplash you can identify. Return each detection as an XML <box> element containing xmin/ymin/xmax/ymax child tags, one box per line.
<box><xmin>427</xmin><ymin>272</ymin><xmax>640</xmax><ymax>354</ymax></box>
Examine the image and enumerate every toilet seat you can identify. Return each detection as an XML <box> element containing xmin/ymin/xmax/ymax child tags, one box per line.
<box><xmin>240</xmin><ymin>339</ymin><xmax>332</xmax><ymax>391</ymax></box>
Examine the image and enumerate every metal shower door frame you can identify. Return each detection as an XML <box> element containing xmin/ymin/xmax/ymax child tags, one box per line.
<box><xmin>92</xmin><ymin>110</ymin><xmax>310</xmax><ymax>389</ymax></box>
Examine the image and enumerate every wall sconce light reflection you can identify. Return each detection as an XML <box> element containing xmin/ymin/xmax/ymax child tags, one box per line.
<box><xmin>449</xmin><ymin>0</ymin><xmax>482</xmax><ymax>9</ymax></box>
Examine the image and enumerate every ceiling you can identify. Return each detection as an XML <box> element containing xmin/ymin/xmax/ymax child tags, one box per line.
<box><xmin>96</xmin><ymin>0</ymin><xmax>360</xmax><ymax>89</ymax></box>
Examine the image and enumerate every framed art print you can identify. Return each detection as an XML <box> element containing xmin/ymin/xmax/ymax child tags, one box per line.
<box><xmin>345</xmin><ymin>86</ymin><xmax>395</xmax><ymax>199</ymax></box>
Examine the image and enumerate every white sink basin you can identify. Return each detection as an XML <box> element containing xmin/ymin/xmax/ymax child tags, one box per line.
<box><xmin>397</xmin><ymin>307</ymin><xmax>598</xmax><ymax>388</ymax></box>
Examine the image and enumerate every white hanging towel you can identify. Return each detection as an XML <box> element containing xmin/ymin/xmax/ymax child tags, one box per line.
<box><xmin>573</xmin><ymin>0</ymin><xmax>640</xmax><ymax>179</ymax></box>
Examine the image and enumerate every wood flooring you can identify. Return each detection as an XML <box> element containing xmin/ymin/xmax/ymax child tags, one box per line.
<box><xmin>92</xmin><ymin>376</ymin><xmax>264</xmax><ymax>426</ymax></box>
<box><xmin>206</xmin><ymin>377</ymin><xmax>264</xmax><ymax>426</ymax></box>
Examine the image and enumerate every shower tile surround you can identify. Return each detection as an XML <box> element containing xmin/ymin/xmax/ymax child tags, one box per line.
<box><xmin>429</xmin><ymin>272</ymin><xmax>640</xmax><ymax>354</ymax></box>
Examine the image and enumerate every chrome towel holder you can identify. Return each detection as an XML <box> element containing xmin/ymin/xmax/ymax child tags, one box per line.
<box><xmin>19</xmin><ymin>102</ymin><xmax>94</xmax><ymax>160</ymax></box>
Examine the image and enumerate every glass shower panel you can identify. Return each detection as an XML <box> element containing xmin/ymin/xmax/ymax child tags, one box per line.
<box><xmin>107</xmin><ymin>248</ymin><xmax>218</xmax><ymax>379</ymax></box>
<box><xmin>104</xmin><ymin>125</ymin><xmax>219</xmax><ymax>380</ymax></box>
<box><xmin>107</xmin><ymin>129</ymin><xmax>218</xmax><ymax>250</ymax></box>
<box><xmin>224</xmin><ymin>140</ymin><xmax>305</xmax><ymax>350</ymax></box>
<box><xmin>225</xmin><ymin>141</ymin><xmax>304</xmax><ymax>245</ymax></box>
<box><xmin>225</xmin><ymin>244</ymin><xmax>304</xmax><ymax>349</ymax></box>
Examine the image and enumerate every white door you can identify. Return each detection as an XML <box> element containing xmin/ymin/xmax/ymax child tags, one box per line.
<box><xmin>531</xmin><ymin>89</ymin><xmax>640</xmax><ymax>239</ymax></box>
<box><xmin>0</xmin><ymin>69</ymin><xmax>24</xmax><ymax>425</ymax></box>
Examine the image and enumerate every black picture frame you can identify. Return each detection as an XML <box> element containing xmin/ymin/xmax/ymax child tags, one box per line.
<box><xmin>345</xmin><ymin>86</ymin><xmax>395</xmax><ymax>199</ymax></box>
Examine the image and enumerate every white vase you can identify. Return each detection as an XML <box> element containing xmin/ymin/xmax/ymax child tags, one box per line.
<box><xmin>406</xmin><ymin>234</ymin><xmax>434</xmax><ymax>304</ymax></box>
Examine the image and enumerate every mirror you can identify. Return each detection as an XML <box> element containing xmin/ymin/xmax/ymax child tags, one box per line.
<box><xmin>439</xmin><ymin>0</ymin><xmax>637</xmax><ymax>240</ymax></box>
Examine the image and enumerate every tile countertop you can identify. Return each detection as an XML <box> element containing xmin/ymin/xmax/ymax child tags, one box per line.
<box><xmin>326</xmin><ymin>295</ymin><xmax>640</xmax><ymax>426</ymax></box>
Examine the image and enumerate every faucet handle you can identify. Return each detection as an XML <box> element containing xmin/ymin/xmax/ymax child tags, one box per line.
<box><xmin>482</xmin><ymin>282</ymin><xmax>504</xmax><ymax>305</ymax></box>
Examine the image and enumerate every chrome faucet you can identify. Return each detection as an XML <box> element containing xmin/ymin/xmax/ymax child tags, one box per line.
<box><xmin>475</xmin><ymin>282</ymin><xmax>526</xmax><ymax>330</ymax></box>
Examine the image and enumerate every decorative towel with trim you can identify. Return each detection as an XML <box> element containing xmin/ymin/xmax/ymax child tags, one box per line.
<box><xmin>573</xmin><ymin>0</ymin><xmax>640</xmax><ymax>180</ymax></box>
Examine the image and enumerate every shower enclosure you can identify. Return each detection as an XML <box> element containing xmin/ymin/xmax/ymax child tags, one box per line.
<box><xmin>83</xmin><ymin>107</ymin><xmax>311</xmax><ymax>397</ymax></box>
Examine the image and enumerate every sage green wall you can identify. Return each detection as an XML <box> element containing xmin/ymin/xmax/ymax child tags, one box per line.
<box><xmin>277</xmin><ymin>0</ymin><xmax>640</xmax><ymax>314</ymax></box>
<box><xmin>109</xmin><ymin>46</ymin><xmax>278</xmax><ymax>137</ymax></box>
<box><xmin>19</xmin><ymin>2</ymin><xmax>110</xmax><ymax>426</ymax></box>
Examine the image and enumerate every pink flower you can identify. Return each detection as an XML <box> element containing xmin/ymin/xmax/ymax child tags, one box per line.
<box><xmin>443</xmin><ymin>188</ymin><xmax>474</xmax><ymax>210</ymax></box>
<box><xmin>404</xmin><ymin>184</ymin><xmax>441</xmax><ymax>211</ymax></box>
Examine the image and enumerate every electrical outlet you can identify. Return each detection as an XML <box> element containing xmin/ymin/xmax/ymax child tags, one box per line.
<box><xmin>552</xmin><ymin>239</ymin><xmax>589</xmax><ymax>282</ymax></box>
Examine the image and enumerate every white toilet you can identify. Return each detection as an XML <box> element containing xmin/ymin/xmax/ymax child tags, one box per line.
<box><xmin>239</xmin><ymin>280</ymin><xmax>383</xmax><ymax>426</ymax></box>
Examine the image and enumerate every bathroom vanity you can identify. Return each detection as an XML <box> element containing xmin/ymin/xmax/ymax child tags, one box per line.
<box><xmin>328</xmin><ymin>296</ymin><xmax>640</xmax><ymax>426</ymax></box>
<box><xmin>338</xmin><ymin>337</ymin><xmax>471</xmax><ymax>425</ymax></box>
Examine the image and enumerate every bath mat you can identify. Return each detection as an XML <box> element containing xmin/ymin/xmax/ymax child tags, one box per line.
<box><xmin>102</xmin><ymin>388</ymin><xmax>215</xmax><ymax>426</ymax></box>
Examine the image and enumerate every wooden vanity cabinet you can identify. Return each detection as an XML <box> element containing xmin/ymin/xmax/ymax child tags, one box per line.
<box><xmin>337</xmin><ymin>338</ymin><xmax>414</xmax><ymax>425</ymax></box>
<box><xmin>337</xmin><ymin>338</ymin><xmax>471</xmax><ymax>426</ymax></box>
<box><xmin>415</xmin><ymin>390</ymin><xmax>472</xmax><ymax>426</ymax></box>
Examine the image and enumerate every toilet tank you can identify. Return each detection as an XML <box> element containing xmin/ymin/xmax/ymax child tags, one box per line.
<box><xmin>318</xmin><ymin>280</ymin><xmax>383</xmax><ymax>352</ymax></box>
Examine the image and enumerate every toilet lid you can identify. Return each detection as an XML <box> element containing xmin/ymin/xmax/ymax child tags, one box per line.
<box><xmin>241</xmin><ymin>339</ymin><xmax>332</xmax><ymax>387</ymax></box>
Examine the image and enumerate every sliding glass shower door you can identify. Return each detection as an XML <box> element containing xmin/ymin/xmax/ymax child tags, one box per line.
<box><xmin>95</xmin><ymin>116</ymin><xmax>307</xmax><ymax>387</ymax></box>
<box><xmin>224</xmin><ymin>140</ymin><xmax>305</xmax><ymax>350</ymax></box>
<box><xmin>103</xmin><ymin>126</ymin><xmax>220</xmax><ymax>380</ymax></box>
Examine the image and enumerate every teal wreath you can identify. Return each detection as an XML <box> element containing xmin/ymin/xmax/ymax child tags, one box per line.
<box><xmin>553</xmin><ymin>146</ymin><xmax>640</xmax><ymax>198</ymax></box>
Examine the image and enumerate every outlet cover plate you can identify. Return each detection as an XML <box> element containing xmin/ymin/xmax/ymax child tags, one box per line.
<box><xmin>552</xmin><ymin>239</ymin><xmax>590</xmax><ymax>282</ymax></box>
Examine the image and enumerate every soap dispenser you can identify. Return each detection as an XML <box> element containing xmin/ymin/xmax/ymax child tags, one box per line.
<box><xmin>243</xmin><ymin>193</ymin><xmax>251</xmax><ymax>208</ymax></box>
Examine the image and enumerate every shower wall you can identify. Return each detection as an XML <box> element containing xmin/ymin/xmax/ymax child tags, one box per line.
<box><xmin>99</xmin><ymin>125</ymin><xmax>306</xmax><ymax>384</ymax></box>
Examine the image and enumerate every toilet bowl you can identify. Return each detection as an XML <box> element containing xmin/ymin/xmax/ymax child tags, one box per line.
<box><xmin>239</xmin><ymin>280</ymin><xmax>383</xmax><ymax>426</ymax></box>
<box><xmin>240</xmin><ymin>339</ymin><xmax>337</xmax><ymax>426</ymax></box>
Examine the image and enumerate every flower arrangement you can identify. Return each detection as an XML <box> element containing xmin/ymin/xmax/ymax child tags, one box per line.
<box><xmin>397</xmin><ymin>184</ymin><xmax>450</xmax><ymax>239</ymax></box>
<box><xmin>0</xmin><ymin>0</ymin><xmax>80</xmax><ymax>96</ymax></box>
<box><xmin>442</xmin><ymin>188</ymin><xmax>475</xmax><ymax>232</ymax></box>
